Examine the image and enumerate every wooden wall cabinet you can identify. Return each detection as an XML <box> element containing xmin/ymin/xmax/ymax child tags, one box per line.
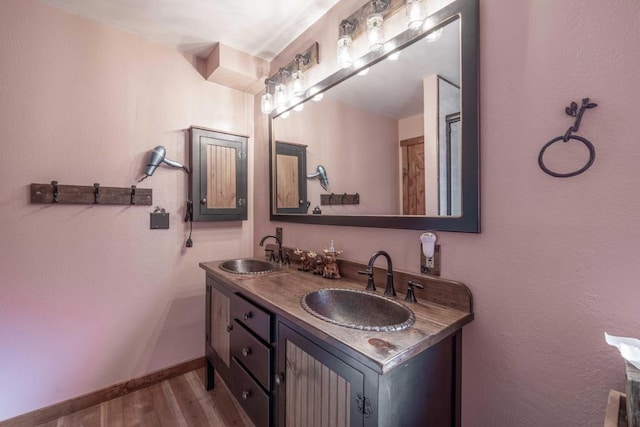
<box><xmin>190</xmin><ymin>127</ymin><xmax>248</xmax><ymax>221</ymax></box>
<box><xmin>274</xmin><ymin>141</ymin><xmax>308</xmax><ymax>214</ymax></box>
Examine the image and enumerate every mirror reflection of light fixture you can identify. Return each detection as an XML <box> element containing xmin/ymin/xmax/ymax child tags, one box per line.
<box><xmin>367</xmin><ymin>0</ymin><xmax>388</xmax><ymax>52</ymax></box>
<box><xmin>275</xmin><ymin>68</ymin><xmax>290</xmax><ymax>109</ymax></box>
<box><xmin>406</xmin><ymin>0</ymin><xmax>426</xmax><ymax>30</ymax></box>
<box><xmin>261</xmin><ymin>79</ymin><xmax>275</xmax><ymax>114</ymax></box>
<box><xmin>307</xmin><ymin>165</ymin><xmax>329</xmax><ymax>190</ymax></box>
<box><xmin>337</xmin><ymin>20</ymin><xmax>356</xmax><ymax>69</ymax></box>
<box><xmin>425</xmin><ymin>27</ymin><xmax>444</xmax><ymax>42</ymax></box>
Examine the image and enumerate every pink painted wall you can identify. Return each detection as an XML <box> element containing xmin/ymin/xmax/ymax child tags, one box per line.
<box><xmin>255</xmin><ymin>0</ymin><xmax>640</xmax><ymax>425</ymax></box>
<box><xmin>0</xmin><ymin>0</ymin><xmax>255</xmax><ymax>420</ymax></box>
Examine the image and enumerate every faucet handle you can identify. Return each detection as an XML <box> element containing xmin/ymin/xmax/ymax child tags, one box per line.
<box><xmin>265</xmin><ymin>249</ymin><xmax>275</xmax><ymax>262</ymax></box>
<box><xmin>405</xmin><ymin>280</ymin><xmax>425</xmax><ymax>303</ymax></box>
<box><xmin>357</xmin><ymin>268</ymin><xmax>376</xmax><ymax>291</ymax></box>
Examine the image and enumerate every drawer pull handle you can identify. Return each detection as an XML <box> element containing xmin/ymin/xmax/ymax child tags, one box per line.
<box><xmin>242</xmin><ymin>390</ymin><xmax>251</xmax><ymax>400</ymax></box>
<box><xmin>243</xmin><ymin>312</ymin><xmax>252</xmax><ymax>321</ymax></box>
<box><xmin>226</xmin><ymin>324</ymin><xmax>233</xmax><ymax>333</ymax></box>
<box><xmin>242</xmin><ymin>347</ymin><xmax>252</xmax><ymax>357</ymax></box>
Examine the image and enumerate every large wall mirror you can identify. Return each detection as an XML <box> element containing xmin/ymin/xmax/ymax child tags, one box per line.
<box><xmin>269</xmin><ymin>0</ymin><xmax>479</xmax><ymax>232</ymax></box>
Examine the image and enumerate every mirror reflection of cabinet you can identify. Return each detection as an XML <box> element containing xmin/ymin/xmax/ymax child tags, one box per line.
<box><xmin>189</xmin><ymin>127</ymin><xmax>248</xmax><ymax>221</ymax></box>
<box><xmin>275</xmin><ymin>142</ymin><xmax>308</xmax><ymax>214</ymax></box>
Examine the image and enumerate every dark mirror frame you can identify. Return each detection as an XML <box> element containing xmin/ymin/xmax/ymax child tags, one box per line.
<box><xmin>269</xmin><ymin>0</ymin><xmax>479</xmax><ymax>232</ymax></box>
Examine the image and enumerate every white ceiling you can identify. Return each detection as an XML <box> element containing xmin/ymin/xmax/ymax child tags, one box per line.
<box><xmin>37</xmin><ymin>0</ymin><xmax>342</xmax><ymax>60</ymax></box>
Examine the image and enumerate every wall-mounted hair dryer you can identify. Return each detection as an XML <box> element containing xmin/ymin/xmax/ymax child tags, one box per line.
<box><xmin>138</xmin><ymin>146</ymin><xmax>189</xmax><ymax>182</ymax></box>
<box><xmin>307</xmin><ymin>165</ymin><xmax>329</xmax><ymax>190</ymax></box>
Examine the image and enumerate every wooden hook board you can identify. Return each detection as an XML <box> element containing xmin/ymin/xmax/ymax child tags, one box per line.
<box><xmin>320</xmin><ymin>193</ymin><xmax>360</xmax><ymax>206</ymax></box>
<box><xmin>31</xmin><ymin>182</ymin><xmax>152</xmax><ymax>205</ymax></box>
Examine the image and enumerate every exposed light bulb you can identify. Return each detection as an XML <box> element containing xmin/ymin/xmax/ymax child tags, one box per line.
<box><xmin>280</xmin><ymin>111</ymin><xmax>290</xmax><ymax>119</ymax></box>
<box><xmin>291</xmin><ymin>70</ymin><xmax>305</xmax><ymax>97</ymax></box>
<box><xmin>337</xmin><ymin>34</ymin><xmax>353</xmax><ymax>69</ymax></box>
<box><xmin>294</xmin><ymin>103</ymin><xmax>304</xmax><ymax>112</ymax></box>
<box><xmin>312</xmin><ymin>93</ymin><xmax>324</xmax><ymax>102</ymax></box>
<box><xmin>358</xmin><ymin>68</ymin><xmax>370</xmax><ymax>76</ymax></box>
<box><xmin>388</xmin><ymin>51</ymin><xmax>401</xmax><ymax>61</ymax></box>
<box><xmin>406</xmin><ymin>0</ymin><xmax>426</xmax><ymax>30</ymax></box>
<box><xmin>261</xmin><ymin>92</ymin><xmax>273</xmax><ymax>114</ymax></box>
<box><xmin>366</xmin><ymin>13</ymin><xmax>384</xmax><ymax>51</ymax></box>
<box><xmin>274</xmin><ymin>83</ymin><xmax>288</xmax><ymax>108</ymax></box>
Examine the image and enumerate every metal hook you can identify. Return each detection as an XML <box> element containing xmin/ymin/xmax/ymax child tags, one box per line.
<box><xmin>562</xmin><ymin>98</ymin><xmax>598</xmax><ymax>142</ymax></box>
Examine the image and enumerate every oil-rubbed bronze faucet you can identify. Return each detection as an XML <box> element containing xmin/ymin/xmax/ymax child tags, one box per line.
<box><xmin>259</xmin><ymin>235</ymin><xmax>284</xmax><ymax>263</ymax></box>
<box><xmin>360</xmin><ymin>250</ymin><xmax>395</xmax><ymax>296</ymax></box>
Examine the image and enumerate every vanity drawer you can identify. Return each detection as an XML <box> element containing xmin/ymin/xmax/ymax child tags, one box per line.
<box><xmin>232</xmin><ymin>294</ymin><xmax>272</xmax><ymax>343</ymax></box>
<box><xmin>231</xmin><ymin>358</ymin><xmax>271</xmax><ymax>427</ymax></box>
<box><xmin>231</xmin><ymin>320</ymin><xmax>272</xmax><ymax>389</ymax></box>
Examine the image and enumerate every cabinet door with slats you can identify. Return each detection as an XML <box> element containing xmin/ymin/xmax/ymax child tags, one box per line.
<box><xmin>276</xmin><ymin>323</ymin><xmax>366</xmax><ymax>427</ymax></box>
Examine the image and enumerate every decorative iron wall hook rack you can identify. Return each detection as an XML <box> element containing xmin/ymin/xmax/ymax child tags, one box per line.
<box><xmin>538</xmin><ymin>98</ymin><xmax>598</xmax><ymax>178</ymax></box>
<box><xmin>31</xmin><ymin>181</ymin><xmax>152</xmax><ymax>205</ymax></box>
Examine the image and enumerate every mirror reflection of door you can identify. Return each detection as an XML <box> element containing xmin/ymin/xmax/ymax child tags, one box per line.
<box><xmin>401</xmin><ymin>136</ymin><xmax>425</xmax><ymax>215</ymax></box>
<box><xmin>441</xmin><ymin>113</ymin><xmax>461</xmax><ymax>216</ymax></box>
<box><xmin>275</xmin><ymin>142</ymin><xmax>308</xmax><ymax>214</ymax></box>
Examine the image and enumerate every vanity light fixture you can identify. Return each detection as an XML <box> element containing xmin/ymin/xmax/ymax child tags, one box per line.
<box><xmin>274</xmin><ymin>68</ymin><xmax>290</xmax><ymax>109</ymax></box>
<box><xmin>406</xmin><ymin>0</ymin><xmax>426</xmax><ymax>30</ymax></box>
<box><xmin>291</xmin><ymin>54</ymin><xmax>310</xmax><ymax>97</ymax></box>
<box><xmin>260</xmin><ymin>79</ymin><xmax>275</xmax><ymax>114</ymax></box>
<box><xmin>337</xmin><ymin>19</ymin><xmax>356</xmax><ymax>69</ymax></box>
<box><xmin>367</xmin><ymin>0</ymin><xmax>389</xmax><ymax>52</ymax></box>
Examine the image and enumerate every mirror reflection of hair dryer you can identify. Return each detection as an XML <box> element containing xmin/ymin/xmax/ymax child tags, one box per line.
<box><xmin>138</xmin><ymin>146</ymin><xmax>189</xmax><ymax>182</ymax></box>
<box><xmin>307</xmin><ymin>165</ymin><xmax>329</xmax><ymax>190</ymax></box>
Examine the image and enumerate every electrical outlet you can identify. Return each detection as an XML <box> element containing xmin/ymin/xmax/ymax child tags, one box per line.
<box><xmin>425</xmin><ymin>255</ymin><xmax>435</xmax><ymax>269</ymax></box>
<box><xmin>420</xmin><ymin>244</ymin><xmax>441</xmax><ymax>276</ymax></box>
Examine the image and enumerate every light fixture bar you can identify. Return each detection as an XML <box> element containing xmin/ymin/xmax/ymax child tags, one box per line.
<box><xmin>265</xmin><ymin>42</ymin><xmax>319</xmax><ymax>84</ymax></box>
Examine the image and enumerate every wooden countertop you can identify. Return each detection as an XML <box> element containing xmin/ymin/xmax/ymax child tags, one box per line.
<box><xmin>200</xmin><ymin>259</ymin><xmax>474</xmax><ymax>374</ymax></box>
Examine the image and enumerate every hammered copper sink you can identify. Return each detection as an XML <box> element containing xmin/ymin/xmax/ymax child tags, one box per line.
<box><xmin>219</xmin><ymin>259</ymin><xmax>277</xmax><ymax>275</ymax></box>
<box><xmin>301</xmin><ymin>288</ymin><xmax>416</xmax><ymax>332</ymax></box>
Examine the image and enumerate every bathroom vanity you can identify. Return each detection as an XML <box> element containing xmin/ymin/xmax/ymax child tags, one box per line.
<box><xmin>200</xmin><ymin>259</ymin><xmax>473</xmax><ymax>427</ymax></box>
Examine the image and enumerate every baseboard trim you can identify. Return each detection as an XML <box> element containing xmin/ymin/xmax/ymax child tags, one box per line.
<box><xmin>0</xmin><ymin>357</ymin><xmax>205</xmax><ymax>427</ymax></box>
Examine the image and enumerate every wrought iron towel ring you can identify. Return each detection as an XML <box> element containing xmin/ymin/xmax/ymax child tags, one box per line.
<box><xmin>538</xmin><ymin>98</ymin><xmax>598</xmax><ymax>178</ymax></box>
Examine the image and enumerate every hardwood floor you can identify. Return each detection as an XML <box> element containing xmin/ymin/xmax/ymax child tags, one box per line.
<box><xmin>33</xmin><ymin>368</ymin><xmax>254</xmax><ymax>427</ymax></box>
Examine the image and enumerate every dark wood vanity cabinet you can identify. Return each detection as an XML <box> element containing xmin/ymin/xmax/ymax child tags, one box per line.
<box><xmin>206</xmin><ymin>276</ymin><xmax>275</xmax><ymax>427</ymax></box>
<box><xmin>205</xmin><ymin>273</ymin><xmax>464</xmax><ymax>427</ymax></box>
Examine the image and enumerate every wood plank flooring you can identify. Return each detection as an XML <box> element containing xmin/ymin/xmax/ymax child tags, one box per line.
<box><xmin>34</xmin><ymin>368</ymin><xmax>254</xmax><ymax>427</ymax></box>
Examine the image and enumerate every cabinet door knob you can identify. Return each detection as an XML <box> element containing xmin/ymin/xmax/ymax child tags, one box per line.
<box><xmin>242</xmin><ymin>347</ymin><xmax>252</xmax><ymax>357</ymax></box>
<box><xmin>242</xmin><ymin>390</ymin><xmax>251</xmax><ymax>400</ymax></box>
<box><xmin>243</xmin><ymin>311</ymin><xmax>252</xmax><ymax>321</ymax></box>
<box><xmin>275</xmin><ymin>373</ymin><xmax>284</xmax><ymax>386</ymax></box>
<box><xmin>226</xmin><ymin>324</ymin><xmax>233</xmax><ymax>333</ymax></box>
<box><xmin>200</xmin><ymin>198</ymin><xmax>207</xmax><ymax>205</ymax></box>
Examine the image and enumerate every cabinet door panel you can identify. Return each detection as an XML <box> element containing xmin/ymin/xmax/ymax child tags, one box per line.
<box><xmin>277</xmin><ymin>323</ymin><xmax>365</xmax><ymax>427</ymax></box>
<box><xmin>190</xmin><ymin>127</ymin><xmax>248</xmax><ymax>221</ymax></box>
<box><xmin>206</xmin><ymin>276</ymin><xmax>233</xmax><ymax>388</ymax></box>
